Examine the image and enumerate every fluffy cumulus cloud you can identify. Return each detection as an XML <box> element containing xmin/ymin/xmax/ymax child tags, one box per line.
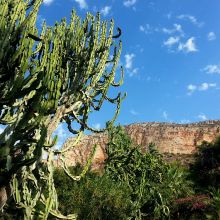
<box><xmin>178</xmin><ymin>37</ymin><xmax>198</xmax><ymax>53</ymax></box>
<box><xmin>124</xmin><ymin>53</ymin><xmax>139</xmax><ymax>77</ymax></box>
<box><xmin>125</xmin><ymin>53</ymin><xmax>135</xmax><ymax>69</ymax></box>
<box><xmin>187</xmin><ymin>83</ymin><xmax>216</xmax><ymax>95</ymax></box>
<box><xmin>203</xmin><ymin>65</ymin><xmax>220</xmax><ymax>74</ymax></box>
<box><xmin>161</xmin><ymin>25</ymin><xmax>197</xmax><ymax>53</ymax></box>
<box><xmin>208</xmin><ymin>32</ymin><xmax>216</xmax><ymax>41</ymax></box>
<box><xmin>75</xmin><ymin>0</ymin><xmax>88</xmax><ymax>9</ymax></box>
<box><xmin>177</xmin><ymin>14</ymin><xmax>204</xmax><ymax>27</ymax></box>
<box><xmin>100</xmin><ymin>6</ymin><xmax>111</xmax><ymax>16</ymax></box>
<box><xmin>123</xmin><ymin>0</ymin><xmax>136</xmax><ymax>7</ymax></box>
<box><xmin>163</xmin><ymin>36</ymin><xmax>180</xmax><ymax>47</ymax></box>
<box><xmin>197</xmin><ymin>113</ymin><xmax>208</xmax><ymax>121</ymax></box>
<box><xmin>162</xmin><ymin>24</ymin><xmax>184</xmax><ymax>35</ymax></box>
<box><xmin>43</xmin><ymin>0</ymin><xmax>54</xmax><ymax>5</ymax></box>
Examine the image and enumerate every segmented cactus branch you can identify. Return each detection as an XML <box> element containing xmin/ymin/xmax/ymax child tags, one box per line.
<box><xmin>0</xmin><ymin>0</ymin><xmax>124</xmax><ymax>218</ymax></box>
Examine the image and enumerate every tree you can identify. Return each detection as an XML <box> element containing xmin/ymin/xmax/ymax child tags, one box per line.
<box><xmin>0</xmin><ymin>0</ymin><xmax>124</xmax><ymax>218</ymax></box>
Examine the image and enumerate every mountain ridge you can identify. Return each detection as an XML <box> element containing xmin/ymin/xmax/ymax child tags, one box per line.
<box><xmin>58</xmin><ymin>120</ymin><xmax>220</xmax><ymax>169</ymax></box>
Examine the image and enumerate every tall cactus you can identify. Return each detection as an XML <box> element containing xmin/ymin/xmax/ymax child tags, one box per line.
<box><xmin>0</xmin><ymin>0</ymin><xmax>125</xmax><ymax>218</ymax></box>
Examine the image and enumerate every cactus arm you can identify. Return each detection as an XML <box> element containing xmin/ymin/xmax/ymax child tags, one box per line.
<box><xmin>0</xmin><ymin>0</ymin><xmax>124</xmax><ymax>218</ymax></box>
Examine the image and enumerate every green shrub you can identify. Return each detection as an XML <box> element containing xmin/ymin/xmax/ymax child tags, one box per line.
<box><xmin>54</xmin><ymin>166</ymin><xmax>132</xmax><ymax>220</ymax></box>
<box><xmin>105</xmin><ymin>126</ymin><xmax>193</xmax><ymax>219</ymax></box>
<box><xmin>53</xmin><ymin>126</ymin><xmax>195</xmax><ymax>220</ymax></box>
<box><xmin>190</xmin><ymin>137</ymin><xmax>220</xmax><ymax>188</ymax></box>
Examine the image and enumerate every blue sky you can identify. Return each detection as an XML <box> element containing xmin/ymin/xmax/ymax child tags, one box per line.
<box><xmin>40</xmin><ymin>0</ymin><xmax>220</xmax><ymax>126</ymax></box>
<box><xmin>1</xmin><ymin>0</ymin><xmax>220</xmax><ymax>147</ymax></box>
<box><xmin>40</xmin><ymin>0</ymin><xmax>220</xmax><ymax>146</ymax></box>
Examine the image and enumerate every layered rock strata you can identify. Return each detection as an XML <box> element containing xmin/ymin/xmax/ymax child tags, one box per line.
<box><xmin>59</xmin><ymin>120</ymin><xmax>220</xmax><ymax>168</ymax></box>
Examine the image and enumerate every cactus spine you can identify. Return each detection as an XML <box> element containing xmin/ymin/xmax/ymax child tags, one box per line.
<box><xmin>0</xmin><ymin>0</ymin><xmax>125</xmax><ymax>218</ymax></box>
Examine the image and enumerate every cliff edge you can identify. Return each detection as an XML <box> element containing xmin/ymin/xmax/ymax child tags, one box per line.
<box><xmin>59</xmin><ymin>120</ymin><xmax>220</xmax><ymax>168</ymax></box>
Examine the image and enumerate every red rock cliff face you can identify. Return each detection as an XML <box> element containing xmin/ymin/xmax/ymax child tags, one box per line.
<box><xmin>60</xmin><ymin>120</ymin><xmax>220</xmax><ymax>168</ymax></box>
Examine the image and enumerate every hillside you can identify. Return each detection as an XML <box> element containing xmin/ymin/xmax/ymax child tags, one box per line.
<box><xmin>58</xmin><ymin>120</ymin><xmax>220</xmax><ymax>168</ymax></box>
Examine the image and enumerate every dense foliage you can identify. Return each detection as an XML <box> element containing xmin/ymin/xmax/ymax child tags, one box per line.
<box><xmin>52</xmin><ymin>127</ymin><xmax>220</xmax><ymax>220</ymax></box>
<box><xmin>190</xmin><ymin>137</ymin><xmax>220</xmax><ymax>188</ymax></box>
<box><xmin>54</xmin><ymin>126</ymin><xmax>194</xmax><ymax>220</ymax></box>
<box><xmin>54</xmin><ymin>166</ymin><xmax>132</xmax><ymax>220</ymax></box>
<box><xmin>105</xmin><ymin>126</ymin><xmax>193</xmax><ymax>219</ymax></box>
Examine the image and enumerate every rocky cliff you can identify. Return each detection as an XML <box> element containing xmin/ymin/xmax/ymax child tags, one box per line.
<box><xmin>59</xmin><ymin>120</ymin><xmax>220</xmax><ymax>168</ymax></box>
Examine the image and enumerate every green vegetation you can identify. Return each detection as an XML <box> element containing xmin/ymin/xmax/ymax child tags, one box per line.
<box><xmin>0</xmin><ymin>0</ymin><xmax>124</xmax><ymax>218</ymax></box>
<box><xmin>105</xmin><ymin>126</ymin><xmax>193</xmax><ymax>219</ymax></box>
<box><xmin>1</xmin><ymin>0</ymin><xmax>220</xmax><ymax>219</ymax></box>
<box><xmin>52</xmin><ymin>126</ymin><xmax>193</xmax><ymax>219</ymax></box>
<box><xmin>52</xmin><ymin>126</ymin><xmax>220</xmax><ymax>220</ymax></box>
<box><xmin>54</xmin><ymin>166</ymin><xmax>132</xmax><ymax>220</ymax></box>
<box><xmin>190</xmin><ymin>137</ymin><xmax>220</xmax><ymax>188</ymax></box>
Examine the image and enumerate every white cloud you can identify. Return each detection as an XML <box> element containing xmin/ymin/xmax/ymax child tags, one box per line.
<box><xmin>100</xmin><ymin>6</ymin><xmax>111</xmax><ymax>16</ymax></box>
<box><xmin>129</xmin><ymin>68</ymin><xmax>139</xmax><ymax>77</ymax></box>
<box><xmin>43</xmin><ymin>0</ymin><xmax>54</xmax><ymax>5</ymax></box>
<box><xmin>208</xmin><ymin>32</ymin><xmax>216</xmax><ymax>41</ymax></box>
<box><xmin>198</xmin><ymin>113</ymin><xmax>208</xmax><ymax>121</ymax></box>
<box><xmin>187</xmin><ymin>83</ymin><xmax>216</xmax><ymax>95</ymax></box>
<box><xmin>93</xmin><ymin>123</ymin><xmax>101</xmax><ymax>129</ymax></box>
<box><xmin>203</xmin><ymin>65</ymin><xmax>220</xmax><ymax>74</ymax></box>
<box><xmin>125</xmin><ymin>53</ymin><xmax>135</xmax><ymax>69</ymax></box>
<box><xmin>187</xmin><ymin>84</ymin><xmax>197</xmax><ymax>95</ymax></box>
<box><xmin>162</xmin><ymin>111</ymin><xmax>168</xmax><ymax>120</ymax></box>
<box><xmin>198</xmin><ymin>83</ymin><xmax>216</xmax><ymax>91</ymax></box>
<box><xmin>198</xmin><ymin>83</ymin><xmax>209</xmax><ymax>91</ymax></box>
<box><xmin>123</xmin><ymin>0</ymin><xmax>137</xmax><ymax>7</ymax></box>
<box><xmin>139</xmin><ymin>24</ymin><xmax>151</xmax><ymax>34</ymax></box>
<box><xmin>130</xmin><ymin>109</ymin><xmax>139</xmax><ymax>115</ymax></box>
<box><xmin>164</xmin><ymin>36</ymin><xmax>180</xmax><ymax>47</ymax></box>
<box><xmin>139</xmin><ymin>25</ymin><xmax>145</xmax><ymax>32</ymax></box>
<box><xmin>162</xmin><ymin>24</ymin><xmax>184</xmax><ymax>35</ymax></box>
<box><xmin>177</xmin><ymin>14</ymin><xmax>204</xmax><ymax>27</ymax></box>
<box><xmin>75</xmin><ymin>0</ymin><xmax>88</xmax><ymax>9</ymax></box>
<box><xmin>124</xmin><ymin>54</ymin><xmax>139</xmax><ymax>77</ymax></box>
<box><xmin>178</xmin><ymin>37</ymin><xmax>198</xmax><ymax>53</ymax></box>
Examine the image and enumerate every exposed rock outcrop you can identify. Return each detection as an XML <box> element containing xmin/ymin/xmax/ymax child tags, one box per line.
<box><xmin>59</xmin><ymin>120</ymin><xmax>220</xmax><ymax>168</ymax></box>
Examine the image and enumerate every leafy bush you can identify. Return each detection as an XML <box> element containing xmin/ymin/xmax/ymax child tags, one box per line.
<box><xmin>54</xmin><ymin>165</ymin><xmax>132</xmax><ymax>220</ymax></box>
<box><xmin>105</xmin><ymin>126</ymin><xmax>193</xmax><ymax>219</ymax></box>
<box><xmin>53</xmin><ymin>126</ymin><xmax>196</xmax><ymax>220</ymax></box>
<box><xmin>190</xmin><ymin>137</ymin><xmax>220</xmax><ymax>188</ymax></box>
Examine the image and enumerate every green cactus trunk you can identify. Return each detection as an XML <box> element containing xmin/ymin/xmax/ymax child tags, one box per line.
<box><xmin>0</xmin><ymin>0</ymin><xmax>125</xmax><ymax>218</ymax></box>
